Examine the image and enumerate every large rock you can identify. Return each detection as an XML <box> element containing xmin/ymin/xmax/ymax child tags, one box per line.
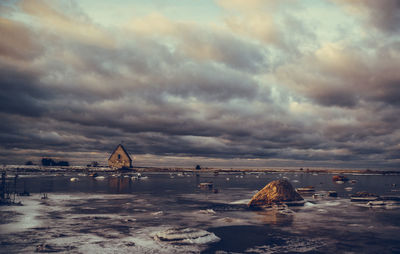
<box><xmin>248</xmin><ymin>179</ymin><xmax>303</xmax><ymax>208</ymax></box>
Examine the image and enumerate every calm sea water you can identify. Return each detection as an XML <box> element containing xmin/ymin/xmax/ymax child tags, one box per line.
<box><xmin>1</xmin><ymin>171</ymin><xmax>400</xmax><ymax>253</ymax></box>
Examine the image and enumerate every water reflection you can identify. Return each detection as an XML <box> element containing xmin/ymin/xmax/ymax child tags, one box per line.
<box><xmin>255</xmin><ymin>208</ymin><xmax>294</xmax><ymax>226</ymax></box>
<box><xmin>108</xmin><ymin>177</ymin><xmax>131</xmax><ymax>193</ymax></box>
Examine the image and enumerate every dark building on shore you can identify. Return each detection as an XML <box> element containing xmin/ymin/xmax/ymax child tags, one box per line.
<box><xmin>108</xmin><ymin>144</ymin><xmax>133</xmax><ymax>169</ymax></box>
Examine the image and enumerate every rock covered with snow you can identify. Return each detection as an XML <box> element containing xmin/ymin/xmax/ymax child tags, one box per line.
<box><xmin>248</xmin><ymin>179</ymin><xmax>304</xmax><ymax>208</ymax></box>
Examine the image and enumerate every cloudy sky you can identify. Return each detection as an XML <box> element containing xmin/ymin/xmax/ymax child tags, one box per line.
<box><xmin>1</xmin><ymin>0</ymin><xmax>400</xmax><ymax>169</ymax></box>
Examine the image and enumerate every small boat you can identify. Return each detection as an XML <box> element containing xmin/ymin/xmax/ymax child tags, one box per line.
<box><xmin>94</xmin><ymin>176</ymin><xmax>105</xmax><ymax>180</ymax></box>
<box><xmin>70</xmin><ymin>177</ymin><xmax>79</xmax><ymax>182</ymax></box>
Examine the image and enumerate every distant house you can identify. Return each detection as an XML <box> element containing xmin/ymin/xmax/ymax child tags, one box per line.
<box><xmin>108</xmin><ymin>144</ymin><xmax>133</xmax><ymax>169</ymax></box>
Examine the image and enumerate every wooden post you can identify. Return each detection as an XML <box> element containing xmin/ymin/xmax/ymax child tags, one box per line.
<box><xmin>1</xmin><ymin>171</ymin><xmax>5</xmax><ymax>201</ymax></box>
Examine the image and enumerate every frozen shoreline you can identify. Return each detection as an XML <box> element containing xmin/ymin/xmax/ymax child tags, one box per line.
<box><xmin>2</xmin><ymin>165</ymin><xmax>400</xmax><ymax>175</ymax></box>
<box><xmin>1</xmin><ymin>172</ymin><xmax>400</xmax><ymax>253</ymax></box>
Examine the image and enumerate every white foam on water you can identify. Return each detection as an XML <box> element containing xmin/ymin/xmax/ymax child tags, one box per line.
<box><xmin>229</xmin><ymin>199</ymin><xmax>250</xmax><ymax>205</ymax></box>
<box><xmin>304</xmin><ymin>202</ymin><xmax>316</xmax><ymax>207</ymax></box>
<box><xmin>321</xmin><ymin>200</ymin><xmax>342</xmax><ymax>206</ymax></box>
<box><xmin>151</xmin><ymin>211</ymin><xmax>164</xmax><ymax>216</ymax></box>
<box><xmin>198</xmin><ymin>209</ymin><xmax>217</xmax><ymax>215</ymax></box>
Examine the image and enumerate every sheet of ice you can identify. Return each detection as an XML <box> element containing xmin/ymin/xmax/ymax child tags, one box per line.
<box><xmin>0</xmin><ymin>198</ymin><xmax>42</xmax><ymax>234</ymax></box>
<box><xmin>1</xmin><ymin>172</ymin><xmax>400</xmax><ymax>253</ymax></box>
<box><xmin>153</xmin><ymin>227</ymin><xmax>220</xmax><ymax>245</ymax></box>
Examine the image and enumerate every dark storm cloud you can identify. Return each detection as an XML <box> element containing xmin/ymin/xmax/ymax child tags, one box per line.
<box><xmin>310</xmin><ymin>88</ymin><xmax>358</xmax><ymax>108</ymax></box>
<box><xmin>277</xmin><ymin>41</ymin><xmax>400</xmax><ymax>109</ymax></box>
<box><xmin>159</xmin><ymin>63</ymin><xmax>259</xmax><ymax>101</ymax></box>
<box><xmin>176</xmin><ymin>27</ymin><xmax>269</xmax><ymax>73</ymax></box>
<box><xmin>370</xmin><ymin>80</ymin><xmax>400</xmax><ymax>106</ymax></box>
<box><xmin>0</xmin><ymin>66</ymin><xmax>49</xmax><ymax>117</ymax></box>
<box><xmin>333</xmin><ymin>0</ymin><xmax>400</xmax><ymax>33</ymax></box>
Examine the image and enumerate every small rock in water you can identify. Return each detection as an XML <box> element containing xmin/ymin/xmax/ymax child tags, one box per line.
<box><xmin>35</xmin><ymin>244</ymin><xmax>65</xmax><ymax>252</ymax></box>
<box><xmin>332</xmin><ymin>175</ymin><xmax>348</xmax><ymax>182</ymax></box>
<box><xmin>296</xmin><ymin>186</ymin><xmax>315</xmax><ymax>194</ymax></box>
<box><xmin>151</xmin><ymin>211</ymin><xmax>164</xmax><ymax>216</ymax></box>
<box><xmin>328</xmin><ymin>191</ymin><xmax>338</xmax><ymax>197</ymax></box>
<box><xmin>312</xmin><ymin>193</ymin><xmax>325</xmax><ymax>199</ymax></box>
<box><xmin>154</xmin><ymin>228</ymin><xmax>220</xmax><ymax>245</ymax></box>
<box><xmin>248</xmin><ymin>179</ymin><xmax>304</xmax><ymax>208</ymax></box>
<box><xmin>351</xmin><ymin>191</ymin><xmax>378</xmax><ymax>197</ymax></box>
<box><xmin>350</xmin><ymin>191</ymin><xmax>379</xmax><ymax>202</ymax></box>
<box><xmin>198</xmin><ymin>182</ymin><xmax>213</xmax><ymax>190</ymax></box>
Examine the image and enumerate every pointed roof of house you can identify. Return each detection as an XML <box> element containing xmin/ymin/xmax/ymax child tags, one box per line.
<box><xmin>108</xmin><ymin>144</ymin><xmax>132</xmax><ymax>161</ymax></box>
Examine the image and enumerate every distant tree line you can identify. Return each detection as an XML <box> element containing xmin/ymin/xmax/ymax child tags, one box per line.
<box><xmin>87</xmin><ymin>161</ymin><xmax>99</xmax><ymax>167</ymax></box>
<box><xmin>41</xmin><ymin>158</ymin><xmax>69</xmax><ymax>166</ymax></box>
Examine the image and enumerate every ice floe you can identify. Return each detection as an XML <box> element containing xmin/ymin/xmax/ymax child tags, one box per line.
<box><xmin>153</xmin><ymin>227</ymin><xmax>220</xmax><ymax>245</ymax></box>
